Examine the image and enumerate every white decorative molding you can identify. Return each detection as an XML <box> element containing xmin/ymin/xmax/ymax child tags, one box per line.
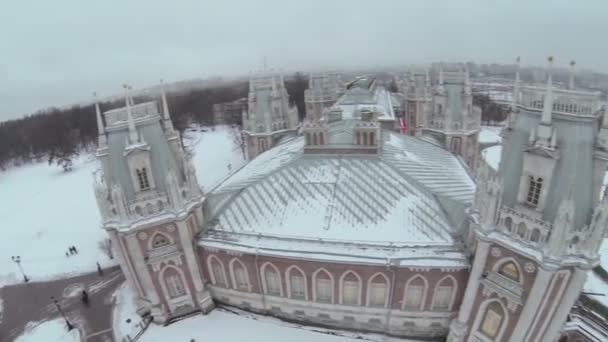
<box><xmin>166</xmin><ymin>224</ymin><xmax>176</xmax><ymax>232</ymax></box>
<box><xmin>138</xmin><ymin>232</ymin><xmax>148</xmax><ymax>240</ymax></box>
<box><xmin>491</xmin><ymin>247</ymin><xmax>502</xmax><ymax>257</ymax></box>
<box><xmin>524</xmin><ymin>262</ymin><xmax>536</xmax><ymax>273</ymax></box>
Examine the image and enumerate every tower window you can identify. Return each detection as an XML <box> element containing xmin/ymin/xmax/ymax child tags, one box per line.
<box><xmin>166</xmin><ymin>274</ymin><xmax>186</xmax><ymax>298</ymax></box>
<box><xmin>526</xmin><ymin>176</ymin><xmax>543</xmax><ymax>207</ymax></box>
<box><xmin>136</xmin><ymin>168</ymin><xmax>150</xmax><ymax>191</ymax></box>
<box><xmin>481</xmin><ymin>308</ymin><xmax>503</xmax><ymax>337</ymax></box>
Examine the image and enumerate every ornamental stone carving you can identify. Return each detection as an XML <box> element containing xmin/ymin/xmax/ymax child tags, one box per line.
<box><xmin>166</xmin><ymin>224</ymin><xmax>176</xmax><ymax>233</ymax></box>
<box><xmin>491</xmin><ymin>247</ymin><xmax>502</xmax><ymax>257</ymax></box>
<box><xmin>138</xmin><ymin>232</ymin><xmax>148</xmax><ymax>240</ymax></box>
<box><xmin>524</xmin><ymin>262</ymin><xmax>536</xmax><ymax>273</ymax></box>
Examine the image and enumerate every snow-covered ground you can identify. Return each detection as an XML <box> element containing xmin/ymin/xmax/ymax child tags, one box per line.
<box><xmin>478</xmin><ymin>126</ymin><xmax>502</xmax><ymax>144</ymax></box>
<box><xmin>0</xmin><ymin>125</ymin><xmax>245</xmax><ymax>288</ymax></box>
<box><xmin>14</xmin><ymin>319</ymin><xmax>80</xmax><ymax>342</ymax></box>
<box><xmin>112</xmin><ymin>282</ymin><xmax>415</xmax><ymax>342</ymax></box>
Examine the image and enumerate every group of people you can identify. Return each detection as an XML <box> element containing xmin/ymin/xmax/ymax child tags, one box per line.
<box><xmin>65</xmin><ymin>245</ymin><xmax>78</xmax><ymax>257</ymax></box>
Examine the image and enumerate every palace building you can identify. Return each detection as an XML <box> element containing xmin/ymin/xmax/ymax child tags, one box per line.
<box><xmin>93</xmin><ymin>58</ymin><xmax>607</xmax><ymax>341</ymax></box>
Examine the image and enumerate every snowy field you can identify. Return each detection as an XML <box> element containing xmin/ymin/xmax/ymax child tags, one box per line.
<box><xmin>478</xmin><ymin>126</ymin><xmax>502</xmax><ymax>144</ymax></box>
<box><xmin>0</xmin><ymin>125</ymin><xmax>245</xmax><ymax>288</ymax></box>
<box><xmin>112</xmin><ymin>282</ymin><xmax>416</xmax><ymax>342</ymax></box>
<box><xmin>14</xmin><ymin>319</ymin><xmax>80</xmax><ymax>342</ymax></box>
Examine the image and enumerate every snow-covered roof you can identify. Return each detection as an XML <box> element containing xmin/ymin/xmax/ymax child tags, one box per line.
<box><xmin>201</xmin><ymin>129</ymin><xmax>475</xmax><ymax>265</ymax></box>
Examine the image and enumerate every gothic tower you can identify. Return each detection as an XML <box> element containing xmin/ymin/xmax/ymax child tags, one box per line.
<box><xmin>93</xmin><ymin>83</ymin><xmax>214</xmax><ymax>323</ymax></box>
<box><xmin>241</xmin><ymin>71</ymin><xmax>299</xmax><ymax>159</ymax></box>
<box><xmin>448</xmin><ymin>57</ymin><xmax>607</xmax><ymax>341</ymax></box>
<box><xmin>424</xmin><ymin>64</ymin><xmax>481</xmax><ymax>170</ymax></box>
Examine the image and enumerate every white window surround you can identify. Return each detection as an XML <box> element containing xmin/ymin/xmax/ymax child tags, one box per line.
<box><xmin>147</xmin><ymin>231</ymin><xmax>175</xmax><ymax>250</ymax></box>
<box><xmin>260</xmin><ymin>262</ymin><xmax>283</xmax><ymax>297</ymax></box>
<box><xmin>468</xmin><ymin>299</ymin><xmax>509</xmax><ymax>342</ymax></box>
<box><xmin>285</xmin><ymin>265</ymin><xmax>308</xmax><ymax>300</ymax></box>
<box><xmin>339</xmin><ymin>270</ymin><xmax>362</xmax><ymax>306</ymax></box>
<box><xmin>158</xmin><ymin>265</ymin><xmax>194</xmax><ymax>311</ymax></box>
<box><xmin>366</xmin><ymin>272</ymin><xmax>390</xmax><ymax>308</ymax></box>
<box><xmin>206</xmin><ymin>255</ymin><xmax>228</xmax><ymax>287</ymax></box>
<box><xmin>431</xmin><ymin>275</ymin><xmax>458</xmax><ymax>311</ymax></box>
<box><xmin>402</xmin><ymin>274</ymin><xmax>429</xmax><ymax>310</ymax></box>
<box><xmin>229</xmin><ymin>258</ymin><xmax>251</xmax><ymax>292</ymax></box>
<box><xmin>126</xmin><ymin>150</ymin><xmax>156</xmax><ymax>193</ymax></box>
<box><xmin>312</xmin><ymin>268</ymin><xmax>335</xmax><ymax>304</ymax></box>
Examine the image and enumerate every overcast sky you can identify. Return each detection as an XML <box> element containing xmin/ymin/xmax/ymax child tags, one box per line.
<box><xmin>1</xmin><ymin>0</ymin><xmax>607</xmax><ymax>121</ymax></box>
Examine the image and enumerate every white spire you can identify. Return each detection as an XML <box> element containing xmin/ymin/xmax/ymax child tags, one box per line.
<box><xmin>94</xmin><ymin>92</ymin><xmax>107</xmax><ymax>147</ymax></box>
<box><xmin>160</xmin><ymin>79</ymin><xmax>175</xmax><ymax>133</ymax></box>
<box><xmin>124</xmin><ymin>84</ymin><xmax>139</xmax><ymax>144</ymax></box>
<box><xmin>464</xmin><ymin>64</ymin><xmax>471</xmax><ymax>95</ymax></box>
<box><xmin>541</xmin><ymin>56</ymin><xmax>554</xmax><ymax>125</ymax></box>
<box><xmin>569</xmin><ymin>60</ymin><xmax>576</xmax><ymax>90</ymax></box>
<box><xmin>437</xmin><ymin>64</ymin><xmax>445</xmax><ymax>94</ymax></box>
<box><xmin>511</xmin><ymin>57</ymin><xmax>521</xmax><ymax>113</ymax></box>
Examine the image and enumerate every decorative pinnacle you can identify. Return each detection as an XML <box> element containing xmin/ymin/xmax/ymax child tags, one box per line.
<box><xmin>570</xmin><ymin>60</ymin><xmax>576</xmax><ymax>67</ymax></box>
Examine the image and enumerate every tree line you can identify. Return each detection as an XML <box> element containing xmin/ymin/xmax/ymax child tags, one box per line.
<box><xmin>0</xmin><ymin>73</ymin><xmax>309</xmax><ymax>171</ymax></box>
<box><xmin>473</xmin><ymin>94</ymin><xmax>509</xmax><ymax>125</ymax></box>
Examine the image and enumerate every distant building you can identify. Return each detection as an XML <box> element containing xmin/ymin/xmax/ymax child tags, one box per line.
<box><xmin>304</xmin><ymin>73</ymin><xmax>343</xmax><ymax>121</ymax></box>
<box><xmin>213</xmin><ymin>98</ymin><xmax>247</xmax><ymax>126</ymax></box>
<box><xmin>241</xmin><ymin>71</ymin><xmax>299</xmax><ymax>160</ymax></box>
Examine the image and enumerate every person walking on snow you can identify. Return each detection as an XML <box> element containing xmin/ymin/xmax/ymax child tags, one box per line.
<box><xmin>96</xmin><ymin>262</ymin><xmax>103</xmax><ymax>276</ymax></box>
<box><xmin>81</xmin><ymin>290</ymin><xmax>89</xmax><ymax>306</ymax></box>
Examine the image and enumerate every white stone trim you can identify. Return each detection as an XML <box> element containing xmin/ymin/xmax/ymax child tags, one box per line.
<box><xmin>467</xmin><ymin>298</ymin><xmax>509</xmax><ymax>342</ymax></box>
<box><xmin>285</xmin><ymin>265</ymin><xmax>308</xmax><ymax>300</ymax></box>
<box><xmin>365</xmin><ymin>272</ymin><xmax>390</xmax><ymax>308</ymax></box>
<box><xmin>260</xmin><ymin>262</ymin><xmax>284</xmax><ymax>297</ymax></box>
<box><xmin>431</xmin><ymin>274</ymin><xmax>458</xmax><ymax>311</ymax></box>
<box><xmin>158</xmin><ymin>264</ymin><xmax>194</xmax><ymax>312</ymax></box>
<box><xmin>312</xmin><ymin>268</ymin><xmax>335</xmax><ymax>304</ymax></box>
<box><xmin>402</xmin><ymin>274</ymin><xmax>429</xmax><ymax>311</ymax></box>
<box><xmin>338</xmin><ymin>270</ymin><xmax>363</xmax><ymax>306</ymax></box>
<box><xmin>206</xmin><ymin>255</ymin><xmax>228</xmax><ymax>287</ymax></box>
<box><xmin>491</xmin><ymin>256</ymin><xmax>525</xmax><ymax>285</ymax></box>
<box><xmin>532</xmin><ymin>270</ymin><xmax>571</xmax><ymax>342</ymax></box>
<box><xmin>229</xmin><ymin>257</ymin><xmax>251</xmax><ymax>292</ymax></box>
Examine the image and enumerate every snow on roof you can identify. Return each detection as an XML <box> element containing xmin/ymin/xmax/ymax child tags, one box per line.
<box><xmin>203</xmin><ymin>130</ymin><xmax>475</xmax><ymax>264</ymax></box>
<box><xmin>479</xmin><ymin>126</ymin><xmax>503</xmax><ymax>144</ymax></box>
<box><xmin>482</xmin><ymin>145</ymin><xmax>502</xmax><ymax>171</ymax></box>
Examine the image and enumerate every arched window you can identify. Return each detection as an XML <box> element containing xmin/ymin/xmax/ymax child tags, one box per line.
<box><xmin>504</xmin><ymin>217</ymin><xmax>513</xmax><ymax>232</ymax></box>
<box><xmin>208</xmin><ymin>256</ymin><xmax>227</xmax><ymax>287</ymax></box>
<box><xmin>432</xmin><ymin>276</ymin><xmax>456</xmax><ymax>311</ymax></box>
<box><xmin>313</xmin><ymin>132</ymin><xmax>318</xmax><ymax>145</ymax></box>
<box><xmin>229</xmin><ymin>258</ymin><xmax>250</xmax><ymax>291</ymax></box>
<box><xmin>477</xmin><ymin>300</ymin><xmax>508</xmax><ymax>339</ymax></box>
<box><xmin>305</xmin><ymin>133</ymin><xmax>311</xmax><ymax>145</ymax></box>
<box><xmin>286</xmin><ymin>266</ymin><xmax>307</xmax><ymax>300</ymax></box>
<box><xmin>136</xmin><ymin>167</ymin><xmax>151</xmax><ymax>191</ymax></box>
<box><xmin>313</xmin><ymin>269</ymin><xmax>334</xmax><ymax>304</ymax></box>
<box><xmin>356</xmin><ymin>132</ymin><xmax>361</xmax><ymax>145</ymax></box>
<box><xmin>362</xmin><ymin>132</ymin><xmax>368</xmax><ymax>145</ymax></box>
<box><xmin>319</xmin><ymin>133</ymin><xmax>324</xmax><ymax>145</ymax></box>
<box><xmin>530</xmin><ymin>229</ymin><xmax>541</xmax><ymax>242</ymax></box>
<box><xmin>367</xmin><ymin>273</ymin><xmax>389</xmax><ymax>307</ymax></box>
<box><xmin>262</xmin><ymin>263</ymin><xmax>282</xmax><ymax>296</ymax></box>
<box><xmin>499</xmin><ymin>262</ymin><xmax>520</xmax><ymax>282</ymax></box>
<box><xmin>152</xmin><ymin>233</ymin><xmax>170</xmax><ymax>248</ymax></box>
<box><xmin>369</xmin><ymin>132</ymin><xmax>375</xmax><ymax>146</ymax></box>
<box><xmin>161</xmin><ymin>266</ymin><xmax>187</xmax><ymax>299</ymax></box>
<box><xmin>517</xmin><ymin>222</ymin><xmax>527</xmax><ymax>239</ymax></box>
<box><xmin>403</xmin><ymin>275</ymin><xmax>428</xmax><ymax>310</ymax></box>
<box><xmin>526</xmin><ymin>176</ymin><xmax>543</xmax><ymax>207</ymax></box>
<box><xmin>340</xmin><ymin>271</ymin><xmax>362</xmax><ymax>306</ymax></box>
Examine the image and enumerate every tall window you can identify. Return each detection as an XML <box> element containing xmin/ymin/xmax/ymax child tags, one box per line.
<box><xmin>264</xmin><ymin>266</ymin><xmax>281</xmax><ymax>296</ymax></box>
<box><xmin>232</xmin><ymin>260</ymin><xmax>249</xmax><ymax>291</ymax></box>
<box><xmin>341</xmin><ymin>272</ymin><xmax>361</xmax><ymax>306</ymax></box>
<box><xmin>369</xmin><ymin>132</ymin><xmax>375</xmax><ymax>146</ymax></box>
<box><xmin>306</xmin><ymin>133</ymin><xmax>311</xmax><ymax>145</ymax></box>
<box><xmin>432</xmin><ymin>277</ymin><xmax>455</xmax><ymax>311</ymax></box>
<box><xmin>288</xmin><ymin>268</ymin><xmax>306</xmax><ymax>300</ymax></box>
<box><xmin>314</xmin><ymin>270</ymin><xmax>333</xmax><ymax>303</ymax></box>
<box><xmin>319</xmin><ymin>133</ymin><xmax>324</xmax><ymax>145</ymax></box>
<box><xmin>404</xmin><ymin>284</ymin><xmax>424</xmax><ymax>309</ymax></box>
<box><xmin>481</xmin><ymin>308</ymin><xmax>503</xmax><ymax>338</ymax></box>
<box><xmin>368</xmin><ymin>274</ymin><xmax>388</xmax><ymax>307</ymax></box>
<box><xmin>136</xmin><ymin>168</ymin><xmax>150</xmax><ymax>191</ymax></box>
<box><xmin>312</xmin><ymin>133</ymin><xmax>318</xmax><ymax>145</ymax></box>
<box><xmin>166</xmin><ymin>274</ymin><xmax>185</xmax><ymax>298</ymax></box>
<box><xmin>211</xmin><ymin>258</ymin><xmax>226</xmax><ymax>287</ymax></box>
<box><xmin>356</xmin><ymin>131</ymin><xmax>361</xmax><ymax>145</ymax></box>
<box><xmin>498</xmin><ymin>262</ymin><xmax>520</xmax><ymax>282</ymax></box>
<box><xmin>526</xmin><ymin>176</ymin><xmax>543</xmax><ymax>207</ymax></box>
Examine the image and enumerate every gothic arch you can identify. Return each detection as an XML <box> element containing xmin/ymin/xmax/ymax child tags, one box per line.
<box><xmin>366</xmin><ymin>272</ymin><xmax>390</xmax><ymax>307</ymax></box>
<box><xmin>228</xmin><ymin>258</ymin><xmax>250</xmax><ymax>292</ymax></box>
<box><xmin>402</xmin><ymin>274</ymin><xmax>429</xmax><ymax>310</ymax></box>
<box><xmin>285</xmin><ymin>265</ymin><xmax>308</xmax><ymax>300</ymax></box>
<box><xmin>431</xmin><ymin>274</ymin><xmax>458</xmax><ymax>311</ymax></box>
<box><xmin>338</xmin><ymin>270</ymin><xmax>362</xmax><ymax>305</ymax></box>
<box><xmin>469</xmin><ymin>298</ymin><xmax>510</xmax><ymax>341</ymax></box>
<box><xmin>158</xmin><ymin>264</ymin><xmax>193</xmax><ymax>309</ymax></box>
<box><xmin>206</xmin><ymin>255</ymin><xmax>228</xmax><ymax>287</ymax></box>
<box><xmin>260</xmin><ymin>262</ymin><xmax>283</xmax><ymax>296</ymax></box>
<box><xmin>148</xmin><ymin>231</ymin><xmax>174</xmax><ymax>250</ymax></box>
<box><xmin>312</xmin><ymin>268</ymin><xmax>335</xmax><ymax>304</ymax></box>
<box><xmin>492</xmin><ymin>257</ymin><xmax>524</xmax><ymax>285</ymax></box>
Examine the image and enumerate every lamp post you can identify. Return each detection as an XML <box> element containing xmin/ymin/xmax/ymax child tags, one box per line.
<box><xmin>51</xmin><ymin>296</ymin><xmax>74</xmax><ymax>331</ymax></box>
<box><xmin>11</xmin><ymin>256</ymin><xmax>29</xmax><ymax>282</ymax></box>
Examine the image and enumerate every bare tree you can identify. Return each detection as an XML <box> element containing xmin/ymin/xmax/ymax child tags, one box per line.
<box><xmin>230</xmin><ymin>125</ymin><xmax>246</xmax><ymax>160</ymax></box>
